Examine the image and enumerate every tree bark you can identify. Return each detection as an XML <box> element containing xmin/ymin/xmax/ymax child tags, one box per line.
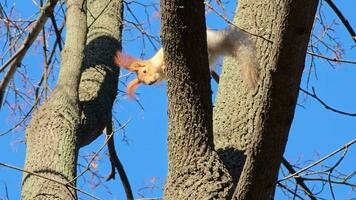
<box><xmin>78</xmin><ymin>0</ymin><xmax>123</xmax><ymax>147</ymax></box>
<box><xmin>213</xmin><ymin>0</ymin><xmax>319</xmax><ymax>199</ymax></box>
<box><xmin>161</xmin><ymin>0</ymin><xmax>232</xmax><ymax>199</ymax></box>
<box><xmin>21</xmin><ymin>0</ymin><xmax>87</xmax><ymax>199</ymax></box>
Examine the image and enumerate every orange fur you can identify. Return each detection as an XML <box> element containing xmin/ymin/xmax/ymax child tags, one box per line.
<box><xmin>114</xmin><ymin>50</ymin><xmax>142</xmax><ymax>71</ymax></box>
<box><xmin>114</xmin><ymin>51</ymin><xmax>146</xmax><ymax>97</ymax></box>
<box><xmin>114</xmin><ymin>28</ymin><xmax>260</xmax><ymax>98</ymax></box>
<box><xmin>114</xmin><ymin>50</ymin><xmax>164</xmax><ymax>97</ymax></box>
<box><xmin>126</xmin><ymin>78</ymin><xmax>141</xmax><ymax>98</ymax></box>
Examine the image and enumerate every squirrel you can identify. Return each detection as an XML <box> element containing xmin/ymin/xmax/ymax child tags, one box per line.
<box><xmin>114</xmin><ymin>27</ymin><xmax>259</xmax><ymax>97</ymax></box>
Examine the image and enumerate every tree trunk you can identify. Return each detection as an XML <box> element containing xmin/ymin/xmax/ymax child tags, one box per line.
<box><xmin>78</xmin><ymin>0</ymin><xmax>123</xmax><ymax>147</ymax></box>
<box><xmin>21</xmin><ymin>0</ymin><xmax>87</xmax><ymax>199</ymax></box>
<box><xmin>161</xmin><ymin>0</ymin><xmax>232</xmax><ymax>199</ymax></box>
<box><xmin>213</xmin><ymin>0</ymin><xmax>318</xmax><ymax>199</ymax></box>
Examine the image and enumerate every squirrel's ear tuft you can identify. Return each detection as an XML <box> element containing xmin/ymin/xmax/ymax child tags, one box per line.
<box><xmin>114</xmin><ymin>50</ymin><xmax>141</xmax><ymax>72</ymax></box>
<box><xmin>126</xmin><ymin>78</ymin><xmax>141</xmax><ymax>99</ymax></box>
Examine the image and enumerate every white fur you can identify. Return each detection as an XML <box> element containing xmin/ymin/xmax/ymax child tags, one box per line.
<box><xmin>144</xmin><ymin>27</ymin><xmax>259</xmax><ymax>89</ymax></box>
<box><xmin>207</xmin><ymin>28</ymin><xmax>259</xmax><ymax>89</ymax></box>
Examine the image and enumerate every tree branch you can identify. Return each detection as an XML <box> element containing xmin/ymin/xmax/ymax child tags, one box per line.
<box><xmin>105</xmin><ymin>118</ymin><xmax>133</xmax><ymax>200</ymax></box>
<box><xmin>49</xmin><ymin>12</ymin><xmax>63</xmax><ymax>51</ymax></box>
<box><xmin>307</xmin><ymin>51</ymin><xmax>356</xmax><ymax>65</ymax></box>
<box><xmin>324</xmin><ymin>0</ymin><xmax>356</xmax><ymax>43</ymax></box>
<box><xmin>300</xmin><ymin>87</ymin><xmax>356</xmax><ymax>117</ymax></box>
<box><xmin>280</xmin><ymin>139</ymin><xmax>356</xmax><ymax>181</ymax></box>
<box><xmin>0</xmin><ymin>0</ymin><xmax>59</xmax><ymax>110</ymax></box>
<box><xmin>0</xmin><ymin>162</ymin><xmax>100</xmax><ymax>200</ymax></box>
<box><xmin>281</xmin><ymin>158</ymin><xmax>317</xmax><ymax>200</ymax></box>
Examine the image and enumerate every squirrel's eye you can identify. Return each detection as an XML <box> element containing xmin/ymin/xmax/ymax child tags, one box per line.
<box><xmin>142</xmin><ymin>69</ymin><xmax>147</xmax><ymax>74</ymax></box>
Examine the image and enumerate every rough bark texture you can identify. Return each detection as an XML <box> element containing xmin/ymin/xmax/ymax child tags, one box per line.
<box><xmin>213</xmin><ymin>0</ymin><xmax>318</xmax><ymax>199</ymax></box>
<box><xmin>78</xmin><ymin>0</ymin><xmax>123</xmax><ymax>147</ymax></box>
<box><xmin>21</xmin><ymin>0</ymin><xmax>87</xmax><ymax>199</ymax></box>
<box><xmin>161</xmin><ymin>0</ymin><xmax>233</xmax><ymax>199</ymax></box>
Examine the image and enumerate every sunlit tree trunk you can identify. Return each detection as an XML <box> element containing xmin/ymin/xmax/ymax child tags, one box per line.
<box><xmin>21</xmin><ymin>0</ymin><xmax>124</xmax><ymax>198</ymax></box>
<box><xmin>21</xmin><ymin>0</ymin><xmax>87</xmax><ymax>199</ymax></box>
<box><xmin>213</xmin><ymin>0</ymin><xmax>319</xmax><ymax>199</ymax></box>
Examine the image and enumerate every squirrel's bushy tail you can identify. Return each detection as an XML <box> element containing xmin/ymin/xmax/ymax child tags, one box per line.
<box><xmin>225</xmin><ymin>27</ymin><xmax>259</xmax><ymax>89</ymax></box>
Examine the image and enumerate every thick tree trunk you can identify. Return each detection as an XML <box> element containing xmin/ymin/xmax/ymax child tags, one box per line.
<box><xmin>213</xmin><ymin>0</ymin><xmax>318</xmax><ymax>199</ymax></box>
<box><xmin>78</xmin><ymin>0</ymin><xmax>123</xmax><ymax>147</ymax></box>
<box><xmin>21</xmin><ymin>0</ymin><xmax>87</xmax><ymax>199</ymax></box>
<box><xmin>161</xmin><ymin>0</ymin><xmax>232</xmax><ymax>199</ymax></box>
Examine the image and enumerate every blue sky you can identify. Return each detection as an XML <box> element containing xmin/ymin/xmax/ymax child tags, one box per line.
<box><xmin>0</xmin><ymin>0</ymin><xmax>355</xmax><ymax>199</ymax></box>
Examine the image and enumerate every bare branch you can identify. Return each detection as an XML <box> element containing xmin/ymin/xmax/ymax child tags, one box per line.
<box><xmin>300</xmin><ymin>87</ymin><xmax>356</xmax><ymax>117</ymax></box>
<box><xmin>307</xmin><ymin>51</ymin><xmax>356</xmax><ymax>65</ymax></box>
<box><xmin>0</xmin><ymin>0</ymin><xmax>59</xmax><ymax>110</ymax></box>
<box><xmin>277</xmin><ymin>182</ymin><xmax>306</xmax><ymax>200</ymax></box>
<box><xmin>282</xmin><ymin>158</ymin><xmax>317</xmax><ymax>200</ymax></box>
<box><xmin>204</xmin><ymin>1</ymin><xmax>273</xmax><ymax>43</ymax></box>
<box><xmin>281</xmin><ymin>139</ymin><xmax>356</xmax><ymax>181</ymax></box>
<box><xmin>0</xmin><ymin>93</ymin><xmax>41</xmax><ymax>136</ymax></box>
<box><xmin>324</xmin><ymin>0</ymin><xmax>356</xmax><ymax>43</ymax></box>
<box><xmin>105</xmin><ymin>118</ymin><xmax>133</xmax><ymax>200</ymax></box>
<box><xmin>0</xmin><ymin>162</ymin><xmax>101</xmax><ymax>200</ymax></box>
<box><xmin>49</xmin><ymin>13</ymin><xmax>63</xmax><ymax>51</ymax></box>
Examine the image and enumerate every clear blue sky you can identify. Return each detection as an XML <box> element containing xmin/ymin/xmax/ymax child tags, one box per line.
<box><xmin>0</xmin><ymin>0</ymin><xmax>355</xmax><ymax>199</ymax></box>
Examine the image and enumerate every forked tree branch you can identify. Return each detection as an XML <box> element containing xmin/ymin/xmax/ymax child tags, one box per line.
<box><xmin>281</xmin><ymin>139</ymin><xmax>356</xmax><ymax>181</ymax></box>
<box><xmin>281</xmin><ymin>159</ymin><xmax>317</xmax><ymax>200</ymax></box>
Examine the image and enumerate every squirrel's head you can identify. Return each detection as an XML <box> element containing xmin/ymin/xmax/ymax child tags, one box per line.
<box><xmin>115</xmin><ymin>50</ymin><xmax>162</xmax><ymax>85</ymax></box>
<box><xmin>129</xmin><ymin>61</ymin><xmax>162</xmax><ymax>85</ymax></box>
<box><xmin>114</xmin><ymin>50</ymin><xmax>163</xmax><ymax>98</ymax></box>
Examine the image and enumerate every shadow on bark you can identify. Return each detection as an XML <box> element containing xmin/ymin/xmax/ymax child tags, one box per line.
<box><xmin>78</xmin><ymin>35</ymin><xmax>121</xmax><ymax>147</ymax></box>
<box><xmin>216</xmin><ymin>147</ymin><xmax>246</xmax><ymax>186</ymax></box>
<box><xmin>22</xmin><ymin>168</ymin><xmax>71</xmax><ymax>185</ymax></box>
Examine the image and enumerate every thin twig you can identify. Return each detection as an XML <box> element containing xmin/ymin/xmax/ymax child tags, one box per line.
<box><xmin>0</xmin><ymin>162</ymin><xmax>101</xmax><ymax>200</ymax></box>
<box><xmin>211</xmin><ymin>71</ymin><xmax>220</xmax><ymax>83</ymax></box>
<box><xmin>87</xmin><ymin>0</ymin><xmax>113</xmax><ymax>29</ymax></box>
<box><xmin>325</xmin><ymin>146</ymin><xmax>348</xmax><ymax>200</ymax></box>
<box><xmin>0</xmin><ymin>91</ymin><xmax>41</xmax><ymax>136</ymax></box>
<box><xmin>300</xmin><ymin>177</ymin><xmax>355</xmax><ymax>187</ymax></box>
<box><xmin>204</xmin><ymin>1</ymin><xmax>273</xmax><ymax>43</ymax></box>
<box><xmin>41</xmin><ymin>12</ymin><xmax>49</xmax><ymax>99</ymax></box>
<box><xmin>0</xmin><ymin>0</ymin><xmax>59</xmax><ymax>110</ymax></box>
<box><xmin>2</xmin><ymin>182</ymin><xmax>9</xmax><ymax>200</ymax></box>
<box><xmin>324</xmin><ymin>0</ymin><xmax>356</xmax><ymax>43</ymax></box>
<box><xmin>124</xmin><ymin>1</ymin><xmax>159</xmax><ymax>50</ymax></box>
<box><xmin>280</xmin><ymin>139</ymin><xmax>356</xmax><ymax>181</ymax></box>
<box><xmin>282</xmin><ymin>158</ymin><xmax>317</xmax><ymax>200</ymax></box>
<box><xmin>69</xmin><ymin>129</ymin><xmax>115</xmax><ymax>183</ymax></box>
<box><xmin>307</xmin><ymin>51</ymin><xmax>356</xmax><ymax>65</ymax></box>
<box><xmin>277</xmin><ymin>182</ymin><xmax>305</xmax><ymax>200</ymax></box>
<box><xmin>300</xmin><ymin>87</ymin><xmax>356</xmax><ymax>117</ymax></box>
<box><xmin>35</xmin><ymin>18</ymin><xmax>65</xmax><ymax>99</ymax></box>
